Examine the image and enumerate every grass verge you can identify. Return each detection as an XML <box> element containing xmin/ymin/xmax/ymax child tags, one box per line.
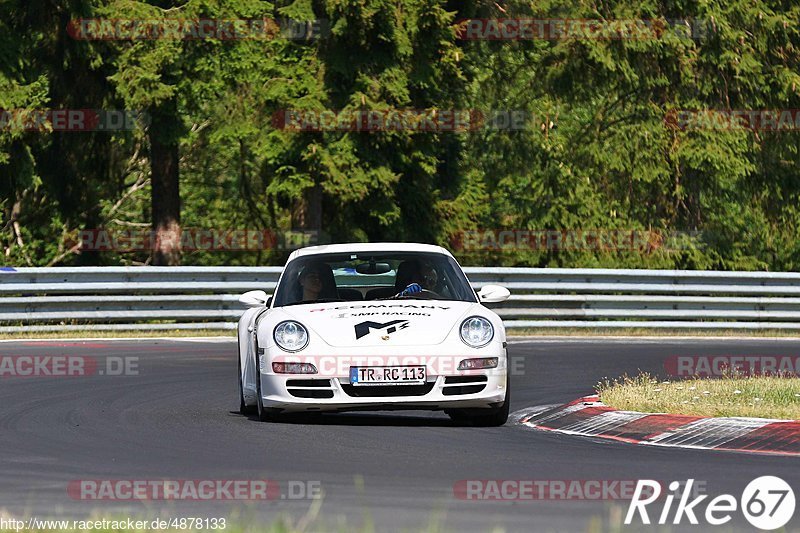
<box><xmin>0</xmin><ymin>329</ymin><xmax>235</xmax><ymax>341</ymax></box>
<box><xmin>509</xmin><ymin>327</ymin><xmax>800</xmax><ymax>337</ymax></box>
<box><xmin>597</xmin><ymin>373</ymin><xmax>800</xmax><ymax>419</ymax></box>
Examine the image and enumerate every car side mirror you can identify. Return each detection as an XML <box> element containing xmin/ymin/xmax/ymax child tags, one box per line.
<box><xmin>239</xmin><ymin>290</ymin><xmax>270</xmax><ymax>307</ymax></box>
<box><xmin>477</xmin><ymin>284</ymin><xmax>510</xmax><ymax>303</ymax></box>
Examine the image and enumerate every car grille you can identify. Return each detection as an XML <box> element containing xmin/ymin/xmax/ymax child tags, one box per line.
<box><xmin>442</xmin><ymin>375</ymin><xmax>488</xmax><ymax>396</ymax></box>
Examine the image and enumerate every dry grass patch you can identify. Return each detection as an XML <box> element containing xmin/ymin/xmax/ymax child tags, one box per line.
<box><xmin>597</xmin><ymin>373</ymin><xmax>800</xmax><ymax>419</ymax></box>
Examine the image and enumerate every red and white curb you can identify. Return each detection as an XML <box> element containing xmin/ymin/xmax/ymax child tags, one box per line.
<box><xmin>519</xmin><ymin>395</ymin><xmax>800</xmax><ymax>457</ymax></box>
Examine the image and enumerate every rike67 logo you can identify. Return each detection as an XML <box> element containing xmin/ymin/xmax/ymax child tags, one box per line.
<box><xmin>625</xmin><ymin>477</ymin><xmax>795</xmax><ymax>530</ymax></box>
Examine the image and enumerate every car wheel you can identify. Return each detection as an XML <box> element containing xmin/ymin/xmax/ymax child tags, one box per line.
<box><xmin>238</xmin><ymin>351</ymin><xmax>255</xmax><ymax>416</ymax></box>
<box><xmin>444</xmin><ymin>409</ymin><xmax>471</xmax><ymax>425</ymax></box>
<box><xmin>255</xmin><ymin>360</ymin><xmax>276</xmax><ymax>422</ymax></box>
<box><xmin>447</xmin><ymin>376</ymin><xmax>510</xmax><ymax>427</ymax></box>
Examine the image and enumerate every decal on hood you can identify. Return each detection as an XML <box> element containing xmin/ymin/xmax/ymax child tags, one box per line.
<box><xmin>335</xmin><ymin>311</ymin><xmax>431</xmax><ymax>319</ymax></box>
<box><xmin>311</xmin><ymin>304</ymin><xmax>450</xmax><ymax>312</ymax></box>
<box><xmin>354</xmin><ymin>319</ymin><xmax>410</xmax><ymax>340</ymax></box>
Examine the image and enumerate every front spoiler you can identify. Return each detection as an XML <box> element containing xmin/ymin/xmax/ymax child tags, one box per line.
<box><xmin>257</xmin><ymin>372</ymin><xmax>507</xmax><ymax>413</ymax></box>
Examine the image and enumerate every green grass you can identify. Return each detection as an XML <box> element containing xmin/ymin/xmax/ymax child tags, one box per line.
<box><xmin>0</xmin><ymin>329</ymin><xmax>235</xmax><ymax>340</ymax></box>
<box><xmin>598</xmin><ymin>372</ymin><xmax>800</xmax><ymax>419</ymax></box>
<box><xmin>508</xmin><ymin>327</ymin><xmax>800</xmax><ymax>337</ymax></box>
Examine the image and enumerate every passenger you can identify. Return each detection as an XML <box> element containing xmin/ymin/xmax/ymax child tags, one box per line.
<box><xmin>296</xmin><ymin>262</ymin><xmax>337</xmax><ymax>302</ymax></box>
<box><xmin>394</xmin><ymin>260</ymin><xmax>421</xmax><ymax>292</ymax></box>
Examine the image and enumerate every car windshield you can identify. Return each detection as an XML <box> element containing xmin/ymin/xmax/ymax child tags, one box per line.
<box><xmin>272</xmin><ymin>251</ymin><xmax>477</xmax><ymax>307</ymax></box>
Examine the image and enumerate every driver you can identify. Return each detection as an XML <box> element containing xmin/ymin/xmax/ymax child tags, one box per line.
<box><xmin>395</xmin><ymin>261</ymin><xmax>438</xmax><ymax>297</ymax></box>
<box><xmin>420</xmin><ymin>262</ymin><xmax>438</xmax><ymax>291</ymax></box>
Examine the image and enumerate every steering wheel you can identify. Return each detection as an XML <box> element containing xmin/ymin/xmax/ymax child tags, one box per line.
<box><xmin>397</xmin><ymin>289</ymin><xmax>441</xmax><ymax>300</ymax></box>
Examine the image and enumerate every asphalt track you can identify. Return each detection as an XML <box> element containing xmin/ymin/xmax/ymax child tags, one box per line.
<box><xmin>1</xmin><ymin>337</ymin><xmax>799</xmax><ymax>532</ymax></box>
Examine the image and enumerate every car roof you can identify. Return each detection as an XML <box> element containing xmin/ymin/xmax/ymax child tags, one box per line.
<box><xmin>288</xmin><ymin>242</ymin><xmax>453</xmax><ymax>261</ymax></box>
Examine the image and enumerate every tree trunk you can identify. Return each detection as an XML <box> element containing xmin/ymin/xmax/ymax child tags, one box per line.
<box><xmin>149</xmin><ymin>103</ymin><xmax>181</xmax><ymax>266</ymax></box>
<box><xmin>291</xmin><ymin>182</ymin><xmax>322</xmax><ymax>234</ymax></box>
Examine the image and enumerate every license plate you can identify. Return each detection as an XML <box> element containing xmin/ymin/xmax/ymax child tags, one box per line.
<box><xmin>349</xmin><ymin>366</ymin><xmax>426</xmax><ymax>385</ymax></box>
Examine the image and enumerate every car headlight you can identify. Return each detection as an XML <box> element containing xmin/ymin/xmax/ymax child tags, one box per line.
<box><xmin>273</xmin><ymin>321</ymin><xmax>309</xmax><ymax>352</ymax></box>
<box><xmin>460</xmin><ymin>316</ymin><xmax>494</xmax><ymax>348</ymax></box>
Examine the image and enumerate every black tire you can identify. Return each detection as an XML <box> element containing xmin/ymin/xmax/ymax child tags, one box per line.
<box><xmin>255</xmin><ymin>362</ymin><xmax>275</xmax><ymax>422</ymax></box>
<box><xmin>447</xmin><ymin>375</ymin><xmax>511</xmax><ymax>427</ymax></box>
<box><xmin>238</xmin><ymin>352</ymin><xmax>255</xmax><ymax>416</ymax></box>
<box><xmin>444</xmin><ymin>409</ymin><xmax>471</xmax><ymax>425</ymax></box>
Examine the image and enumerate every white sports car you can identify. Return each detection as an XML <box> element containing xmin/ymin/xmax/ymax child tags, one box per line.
<box><xmin>237</xmin><ymin>242</ymin><xmax>511</xmax><ymax>425</ymax></box>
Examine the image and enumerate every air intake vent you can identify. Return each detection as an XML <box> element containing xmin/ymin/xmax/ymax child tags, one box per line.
<box><xmin>341</xmin><ymin>383</ymin><xmax>435</xmax><ymax>397</ymax></box>
<box><xmin>286</xmin><ymin>379</ymin><xmax>334</xmax><ymax>399</ymax></box>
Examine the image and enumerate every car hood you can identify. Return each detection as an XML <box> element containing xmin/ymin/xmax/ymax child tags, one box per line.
<box><xmin>278</xmin><ymin>299</ymin><xmax>480</xmax><ymax>347</ymax></box>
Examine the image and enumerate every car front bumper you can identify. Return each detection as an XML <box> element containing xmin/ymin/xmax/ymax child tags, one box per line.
<box><xmin>257</xmin><ymin>370</ymin><xmax>507</xmax><ymax>413</ymax></box>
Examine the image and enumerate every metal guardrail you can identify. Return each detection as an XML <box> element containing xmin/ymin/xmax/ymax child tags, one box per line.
<box><xmin>2</xmin><ymin>266</ymin><xmax>800</xmax><ymax>332</ymax></box>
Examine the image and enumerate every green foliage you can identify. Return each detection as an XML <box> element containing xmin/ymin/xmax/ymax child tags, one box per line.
<box><xmin>1</xmin><ymin>0</ymin><xmax>799</xmax><ymax>269</ymax></box>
